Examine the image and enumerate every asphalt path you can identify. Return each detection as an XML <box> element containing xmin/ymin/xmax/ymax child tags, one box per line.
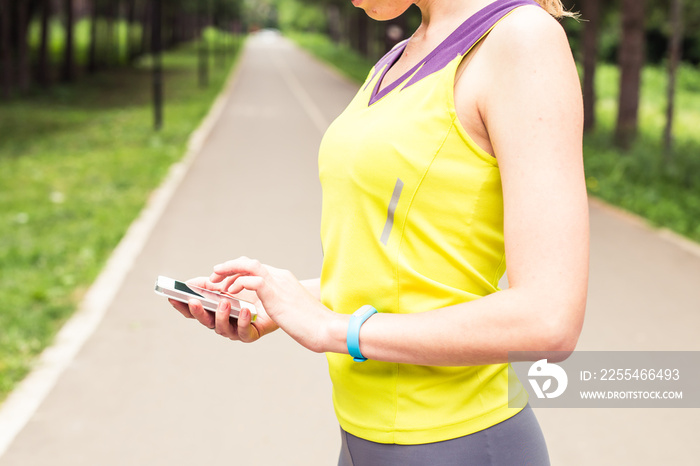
<box><xmin>1</xmin><ymin>31</ymin><xmax>698</xmax><ymax>465</ymax></box>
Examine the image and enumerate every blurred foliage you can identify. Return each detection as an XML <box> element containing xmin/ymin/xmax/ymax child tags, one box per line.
<box><xmin>584</xmin><ymin>62</ymin><xmax>700</xmax><ymax>241</ymax></box>
<box><xmin>0</xmin><ymin>0</ymin><xmax>245</xmax><ymax>95</ymax></box>
<box><xmin>27</xmin><ymin>17</ymin><xmax>144</xmax><ymax>66</ymax></box>
<box><xmin>274</xmin><ymin>0</ymin><xmax>326</xmax><ymax>33</ymax></box>
<box><xmin>563</xmin><ymin>0</ymin><xmax>700</xmax><ymax>64</ymax></box>
<box><xmin>584</xmin><ymin>133</ymin><xmax>700</xmax><ymax>241</ymax></box>
<box><xmin>287</xmin><ymin>31</ymin><xmax>372</xmax><ymax>83</ymax></box>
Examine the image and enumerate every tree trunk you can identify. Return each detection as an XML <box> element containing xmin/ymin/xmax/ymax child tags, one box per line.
<box><xmin>327</xmin><ymin>5</ymin><xmax>341</xmax><ymax>44</ymax></box>
<box><xmin>232</xmin><ymin>19</ymin><xmax>241</xmax><ymax>41</ymax></box>
<box><xmin>17</xmin><ymin>0</ymin><xmax>30</xmax><ymax>92</ymax></box>
<box><xmin>347</xmin><ymin>8</ymin><xmax>358</xmax><ymax>52</ymax></box>
<box><xmin>152</xmin><ymin>0</ymin><xmax>162</xmax><ymax>130</ymax></box>
<box><xmin>141</xmin><ymin>0</ymin><xmax>151</xmax><ymax>55</ymax></box>
<box><xmin>341</xmin><ymin>4</ymin><xmax>353</xmax><ymax>48</ymax></box>
<box><xmin>581</xmin><ymin>0</ymin><xmax>600</xmax><ymax>132</ymax></box>
<box><xmin>105</xmin><ymin>0</ymin><xmax>118</xmax><ymax>66</ymax></box>
<box><xmin>663</xmin><ymin>0</ymin><xmax>683</xmax><ymax>157</ymax></box>
<box><xmin>62</xmin><ymin>0</ymin><xmax>75</xmax><ymax>81</ymax></box>
<box><xmin>384</xmin><ymin>13</ymin><xmax>408</xmax><ymax>54</ymax></box>
<box><xmin>356</xmin><ymin>10</ymin><xmax>369</xmax><ymax>57</ymax></box>
<box><xmin>169</xmin><ymin>6</ymin><xmax>179</xmax><ymax>47</ymax></box>
<box><xmin>38</xmin><ymin>0</ymin><xmax>52</xmax><ymax>86</ymax></box>
<box><xmin>614</xmin><ymin>0</ymin><xmax>646</xmax><ymax>150</ymax></box>
<box><xmin>215</xmin><ymin>11</ymin><xmax>225</xmax><ymax>69</ymax></box>
<box><xmin>126</xmin><ymin>0</ymin><xmax>136</xmax><ymax>62</ymax></box>
<box><xmin>88</xmin><ymin>0</ymin><xmax>99</xmax><ymax>72</ymax></box>
<box><xmin>198</xmin><ymin>3</ymin><xmax>209</xmax><ymax>88</ymax></box>
<box><xmin>0</xmin><ymin>0</ymin><xmax>12</xmax><ymax>98</ymax></box>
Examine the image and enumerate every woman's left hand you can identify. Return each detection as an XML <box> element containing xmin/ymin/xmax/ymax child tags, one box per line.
<box><xmin>210</xmin><ymin>257</ymin><xmax>336</xmax><ymax>353</ymax></box>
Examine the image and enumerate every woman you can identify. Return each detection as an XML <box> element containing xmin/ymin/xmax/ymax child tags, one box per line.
<box><xmin>170</xmin><ymin>0</ymin><xmax>588</xmax><ymax>464</ymax></box>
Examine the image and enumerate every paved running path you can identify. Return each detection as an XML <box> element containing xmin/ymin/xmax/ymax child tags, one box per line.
<box><xmin>1</xmin><ymin>32</ymin><xmax>699</xmax><ymax>465</ymax></box>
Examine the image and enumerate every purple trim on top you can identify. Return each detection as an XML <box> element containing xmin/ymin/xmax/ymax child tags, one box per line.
<box><xmin>366</xmin><ymin>0</ymin><xmax>539</xmax><ymax>106</ymax></box>
<box><xmin>363</xmin><ymin>39</ymin><xmax>408</xmax><ymax>93</ymax></box>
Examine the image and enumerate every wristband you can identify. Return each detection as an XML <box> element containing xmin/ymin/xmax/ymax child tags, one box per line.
<box><xmin>347</xmin><ymin>305</ymin><xmax>378</xmax><ymax>362</ymax></box>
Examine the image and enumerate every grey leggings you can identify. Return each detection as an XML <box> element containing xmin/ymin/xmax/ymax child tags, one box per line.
<box><xmin>338</xmin><ymin>405</ymin><xmax>550</xmax><ymax>466</ymax></box>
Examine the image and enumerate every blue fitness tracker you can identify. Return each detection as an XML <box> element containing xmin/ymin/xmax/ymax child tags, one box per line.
<box><xmin>347</xmin><ymin>305</ymin><xmax>378</xmax><ymax>362</ymax></box>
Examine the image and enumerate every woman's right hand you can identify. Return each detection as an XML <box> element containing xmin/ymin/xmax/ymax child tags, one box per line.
<box><xmin>168</xmin><ymin>276</ymin><xmax>279</xmax><ymax>342</ymax></box>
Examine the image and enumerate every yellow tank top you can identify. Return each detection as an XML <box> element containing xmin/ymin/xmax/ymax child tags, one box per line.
<box><xmin>318</xmin><ymin>0</ymin><xmax>534</xmax><ymax>444</ymax></box>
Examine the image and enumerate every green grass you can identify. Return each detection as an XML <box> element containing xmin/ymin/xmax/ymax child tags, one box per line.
<box><xmin>0</xmin><ymin>37</ymin><xmax>244</xmax><ymax>402</ymax></box>
<box><xmin>290</xmin><ymin>31</ymin><xmax>700</xmax><ymax>243</ymax></box>
<box><xmin>583</xmin><ymin>64</ymin><xmax>700</xmax><ymax>241</ymax></box>
<box><xmin>286</xmin><ymin>32</ymin><xmax>375</xmax><ymax>83</ymax></box>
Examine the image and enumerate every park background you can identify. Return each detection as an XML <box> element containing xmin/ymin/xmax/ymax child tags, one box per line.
<box><xmin>1</xmin><ymin>0</ymin><xmax>699</xmax><ymax>463</ymax></box>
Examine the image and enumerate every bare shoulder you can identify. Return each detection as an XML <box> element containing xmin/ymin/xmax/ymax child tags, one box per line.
<box><xmin>481</xmin><ymin>5</ymin><xmax>573</xmax><ymax>65</ymax></box>
<box><xmin>467</xmin><ymin>4</ymin><xmax>583</xmax><ymax>162</ymax></box>
<box><xmin>474</xmin><ymin>4</ymin><xmax>581</xmax><ymax>112</ymax></box>
<box><xmin>453</xmin><ymin>5</ymin><xmax>580</xmax><ymax>157</ymax></box>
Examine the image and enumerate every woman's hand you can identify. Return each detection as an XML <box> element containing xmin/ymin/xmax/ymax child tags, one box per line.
<box><xmin>168</xmin><ymin>276</ymin><xmax>279</xmax><ymax>342</ymax></box>
<box><xmin>210</xmin><ymin>257</ymin><xmax>340</xmax><ymax>353</ymax></box>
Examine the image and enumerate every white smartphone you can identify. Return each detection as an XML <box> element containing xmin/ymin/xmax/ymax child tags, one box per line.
<box><xmin>154</xmin><ymin>276</ymin><xmax>257</xmax><ymax>321</ymax></box>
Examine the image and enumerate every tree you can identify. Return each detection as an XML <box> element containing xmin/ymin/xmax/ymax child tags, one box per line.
<box><xmin>38</xmin><ymin>0</ymin><xmax>51</xmax><ymax>86</ymax></box>
<box><xmin>350</xmin><ymin>7</ymin><xmax>369</xmax><ymax>57</ymax></box>
<box><xmin>326</xmin><ymin>2</ymin><xmax>341</xmax><ymax>44</ymax></box>
<box><xmin>126</xmin><ymin>0</ymin><xmax>138</xmax><ymax>62</ymax></box>
<box><xmin>62</xmin><ymin>0</ymin><xmax>75</xmax><ymax>82</ymax></box>
<box><xmin>663</xmin><ymin>0</ymin><xmax>683</xmax><ymax>156</ymax></box>
<box><xmin>1</xmin><ymin>0</ymin><xmax>12</xmax><ymax>98</ymax></box>
<box><xmin>581</xmin><ymin>0</ymin><xmax>600</xmax><ymax>132</ymax></box>
<box><xmin>384</xmin><ymin>11</ymin><xmax>408</xmax><ymax>54</ymax></box>
<box><xmin>88</xmin><ymin>0</ymin><xmax>100</xmax><ymax>72</ymax></box>
<box><xmin>104</xmin><ymin>0</ymin><xmax>119</xmax><ymax>66</ymax></box>
<box><xmin>198</xmin><ymin>0</ymin><xmax>210</xmax><ymax>88</ymax></box>
<box><xmin>17</xmin><ymin>0</ymin><xmax>31</xmax><ymax>92</ymax></box>
<box><xmin>153</xmin><ymin>0</ymin><xmax>163</xmax><ymax>129</ymax></box>
<box><xmin>141</xmin><ymin>0</ymin><xmax>151</xmax><ymax>56</ymax></box>
<box><xmin>615</xmin><ymin>0</ymin><xmax>646</xmax><ymax>150</ymax></box>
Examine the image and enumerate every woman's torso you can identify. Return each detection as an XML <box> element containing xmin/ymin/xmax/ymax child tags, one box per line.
<box><xmin>318</xmin><ymin>0</ymin><xmax>537</xmax><ymax>445</ymax></box>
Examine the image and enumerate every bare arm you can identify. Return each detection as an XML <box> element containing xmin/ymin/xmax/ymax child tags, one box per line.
<box><xmin>300</xmin><ymin>278</ymin><xmax>321</xmax><ymax>301</ymax></box>
<box><xmin>318</xmin><ymin>9</ymin><xmax>588</xmax><ymax>365</ymax></box>
<box><xmin>210</xmin><ymin>9</ymin><xmax>588</xmax><ymax>365</ymax></box>
<box><xmin>322</xmin><ymin>9</ymin><xmax>589</xmax><ymax>365</ymax></box>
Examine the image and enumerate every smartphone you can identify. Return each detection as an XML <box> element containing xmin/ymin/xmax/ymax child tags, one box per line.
<box><xmin>154</xmin><ymin>276</ymin><xmax>257</xmax><ymax>322</ymax></box>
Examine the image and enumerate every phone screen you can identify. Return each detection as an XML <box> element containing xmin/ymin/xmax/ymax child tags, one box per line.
<box><xmin>155</xmin><ymin>276</ymin><xmax>257</xmax><ymax>321</ymax></box>
<box><xmin>174</xmin><ymin>280</ymin><xmax>205</xmax><ymax>299</ymax></box>
<box><xmin>174</xmin><ymin>280</ymin><xmax>246</xmax><ymax>312</ymax></box>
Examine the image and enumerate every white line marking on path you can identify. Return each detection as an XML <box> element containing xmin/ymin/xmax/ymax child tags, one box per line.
<box><xmin>588</xmin><ymin>197</ymin><xmax>700</xmax><ymax>259</ymax></box>
<box><xmin>0</xmin><ymin>56</ymin><xmax>244</xmax><ymax>460</ymax></box>
<box><xmin>273</xmin><ymin>49</ymin><xmax>329</xmax><ymax>134</ymax></box>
